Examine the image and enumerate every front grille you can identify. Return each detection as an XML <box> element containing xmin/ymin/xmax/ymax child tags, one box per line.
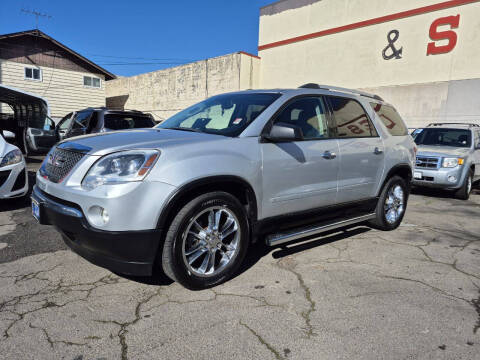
<box><xmin>44</xmin><ymin>148</ymin><xmax>85</xmax><ymax>183</ymax></box>
<box><xmin>416</xmin><ymin>156</ymin><xmax>440</xmax><ymax>169</ymax></box>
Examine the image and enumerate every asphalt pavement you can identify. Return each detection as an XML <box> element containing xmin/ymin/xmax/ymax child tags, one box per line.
<box><xmin>0</xmin><ymin>159</ymin><xmax>479</xmax><ymax>359</ymax></box>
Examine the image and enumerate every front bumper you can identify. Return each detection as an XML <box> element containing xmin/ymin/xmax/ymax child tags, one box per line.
<box><xmin>31</xmin><ymin>185</ymin><xmax>162</xmax><ymax>276</ymax></box>
<box><xmin>0</xmin><ymin>161</ymin><xmax>28</xmax><ymax>198</ymax></box>
<box><xmin>412</xmin><ymin>166</ymin><xmax>465</xmax><ymax>189</ymax></box>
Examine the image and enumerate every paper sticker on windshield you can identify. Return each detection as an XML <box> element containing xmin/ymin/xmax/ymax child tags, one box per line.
<box><xmin>233</xmin><ymin>118</ymin><xmax>243</xmax><ymax>125</ymax></box>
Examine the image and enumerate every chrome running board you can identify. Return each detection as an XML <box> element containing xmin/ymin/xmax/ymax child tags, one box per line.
<box><xmin>265</xmin><ymin>213</ymin><xmax>376</xmax><ymax>247</ymax></box>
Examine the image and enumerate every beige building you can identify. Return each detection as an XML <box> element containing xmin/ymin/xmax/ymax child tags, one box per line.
<box><xmin>0</xmin><ymin>30</ymin><xmax>115</xmax><ymax>120</ymax></box>
<box><xmin>107</xmin><ymin>0</ymin><xmax>480</xmax><ymax>127</ymax></box>
<box><xmin>258</xmin><ymin>0</ymin><xmax>480</xmax><ymax>127</ymax></box>
<box><xmin>106</xmin><ymin>52</ymin><xmax>260</xmax><ymax>121</ymax></box>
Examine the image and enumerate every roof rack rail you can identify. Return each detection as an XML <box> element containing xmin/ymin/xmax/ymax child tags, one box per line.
<box><xmin>427</xmin><ymin>122</ymin><xmax>480</xmax><ymax>127</ymax></box>
<box><xmin>298</xmin><ymin>83</ymin><xmax>384</xmax><ymax>101</ymax></box>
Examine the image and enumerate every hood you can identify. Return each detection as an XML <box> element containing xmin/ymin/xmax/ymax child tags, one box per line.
<box><xmin>416</xmin><ymin>145</ymin><xmax>471</xmax><ymax>158</ymax></box>
<box><xmin>58</xmin><ymin>128</ymin><xmax>223</xmax><ymax>156</ymax></box>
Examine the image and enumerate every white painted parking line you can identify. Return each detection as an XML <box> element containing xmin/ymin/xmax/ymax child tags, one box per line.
<box><xmin>0</xmin><ymin>242</ymin><xmax>7</xmax><ymax>250</ymax></box>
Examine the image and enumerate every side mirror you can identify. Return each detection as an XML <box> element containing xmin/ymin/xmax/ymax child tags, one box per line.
<box><xmin>263</xmin><ymin>122</ymin><xmax>304</xmax><ymax>142</ymax></box>
<box><xmin>2</xmin><ymin>130</ymin><xmax>15</xmax><ymax>139</ymax></box>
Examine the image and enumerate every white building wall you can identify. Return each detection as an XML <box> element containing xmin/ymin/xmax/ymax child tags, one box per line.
<box><xmin>258</xmin><ymin>0</ymin><xmax>480</xmax><ymax>126</ymax></box>
<box><xmin>0</xmin><ymin>59</ymin><xmax>106</xmax><ymax>119</ymax></box>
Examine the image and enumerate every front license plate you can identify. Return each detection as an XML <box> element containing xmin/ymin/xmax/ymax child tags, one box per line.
<box><xmin>32</xmin><ymin>199</ymin><xmax>41</xmax><ymax>222</ymax></box>
<box><xmin>414</xmin><ymin>171</ymin><xmax>423</xmax><ymax>180</ymax></box>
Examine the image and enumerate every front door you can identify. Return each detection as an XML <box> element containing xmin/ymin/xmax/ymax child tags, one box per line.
<box><xmin>261</xmin><ymin>96</ymin><xmax>339</xmax><ymax>218</ymax></box>
<box><xmin>66</xmin><ymin>110</ymin><xmax>92</xmax><ymax>139</ymax></box>
<box><xmin>326</xmin><ymin>96</ymin><xmax>385</xmax><ymax>203</ymax></box>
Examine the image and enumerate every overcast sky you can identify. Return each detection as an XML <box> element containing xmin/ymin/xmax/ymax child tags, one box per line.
<box><xmin>1</xmin><ymin>0</ymin><xmax>274</xmax><ymax>76</ymax></box>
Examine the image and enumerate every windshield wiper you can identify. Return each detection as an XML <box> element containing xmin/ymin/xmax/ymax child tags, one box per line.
<box><xmin>166</xmin><ymin>127</ymin><xmax>203</xmax><ymax>133</ymax></box>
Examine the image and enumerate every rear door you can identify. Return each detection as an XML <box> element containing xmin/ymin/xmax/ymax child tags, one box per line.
<box><xmin>326</xmin><ymin>96</ymin><xmax>385</xmax><ymax>203</ymax></box>
<box><xmin>261</xmin><ymin>96</ymin><xmax>339</xmax><ymax>218</ymax></box>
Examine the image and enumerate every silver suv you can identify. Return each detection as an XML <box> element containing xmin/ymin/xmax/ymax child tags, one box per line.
<box><xmin>31</xmin><ymin>84</ymin><xmax>415</xmax><ymax>289</ymax></box>
<box><xmin>412</xmin><ymin>123</ymin><xmax>480</xmax><ymax>200</ymax></box>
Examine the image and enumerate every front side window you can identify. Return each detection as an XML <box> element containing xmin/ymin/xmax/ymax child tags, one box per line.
<box><xmin>83</xmin><ymin>76</ymin><xmax>101</xmax><ymax>88</ymax></box>
<box><xmin>25</xmin><ymin>67</ymin><xmax>42</xmax><ymax>81</ymax></box>
<box><xmin>328</xmin><ymin>97</ymin><xmax>377</xmax><ymax>138</ymax></box>
<box><xmin>412</xmin><ymin>128</ymin><xmax>472</xmax><ymax>148</ymax></box>
<box><xmin>58</xmin><ymin>113</ymin><xmax>74</xmax><ymax>130</ymax></box>
<box><xmin>72</xmin><ymin>111</ymin><xmax>92</xmax><ymax>129</ymax></box>
<box><xmin>157</xmin><ymin>93</ymin><xmax>281</xmax><ymax>137</ymax></box>
<box><xmin>274</xmin><ymin>97</ymin><xmax>330</xmax><ymax>140</ymax></box>
<box><xmin>370</xmin><ymin>103</ymin><xmax>408</xmax><ymax>136</ymax></box>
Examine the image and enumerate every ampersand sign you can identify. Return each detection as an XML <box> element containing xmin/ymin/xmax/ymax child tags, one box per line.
<box><xmin>382</xmin><ymin>30</ymin><xmax>403</xmax><ymax>60</ymax></box>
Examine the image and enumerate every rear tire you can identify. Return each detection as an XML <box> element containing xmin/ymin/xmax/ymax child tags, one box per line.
<box><xmin>161</xmin><ymin>191</ymin><xmax>249</xmax><ymax>290</ymax></box>
<box><xmin>454</xmin><ymin>170</ymin><xmax>473</xmax><ymax>200</ymax></box>
<box><xmin>369</xmin><ymin>175</ymin><xmax>409</xmax><ymax>231</ymax></box>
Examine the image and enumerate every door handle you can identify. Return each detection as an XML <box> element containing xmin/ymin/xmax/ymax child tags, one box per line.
<box><xmin>322</xmin><ymin>151</ymin><xmax>337</xmax><ymax>160</ymax></box>
<box><xmin>374</xmin><ymin>147</ymin><xmax>383</xmax><ymax>155</ymax></box>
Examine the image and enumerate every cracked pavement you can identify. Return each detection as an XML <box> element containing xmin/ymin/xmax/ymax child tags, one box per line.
<box><xmin>0</xmin><ymin>168</ymin><xmax>479</xmax><ymax>359</ymax></box>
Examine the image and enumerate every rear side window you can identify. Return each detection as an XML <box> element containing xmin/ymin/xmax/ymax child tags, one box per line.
<box><xmin>104</xmin><ymin>114</ymin><xmax>155</xmax><ymax>130</ymax></box>
<box><xmin>370</xmin><ymin>103</ymin><xmax>408</xmax><ymax>136</ymax></box>
<box><xmin>327</xmin><ymin>97</ymin><xmax>377</xmax><ymax>138</ymax></box>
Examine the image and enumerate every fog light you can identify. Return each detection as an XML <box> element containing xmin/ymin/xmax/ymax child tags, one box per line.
<box><xmin>101</xmin><ymin>209</ymin><xmax>109</xmax><ymax>224</ymax></box>
<box><xmin>448</xmin><ymin>175</ymin><xmax>457</xmax><ymax>183</ymax></box>
<box><xmin>88</xmin><ymin>206</ymin><xmax>110</xmax><ymax>226</ymax></box>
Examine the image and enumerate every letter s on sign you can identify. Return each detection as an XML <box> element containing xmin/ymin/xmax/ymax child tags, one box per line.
<box><xmin>427</xmin><ymin>15</ymin><xmax>460</xmax><ymax>55</ymax></box>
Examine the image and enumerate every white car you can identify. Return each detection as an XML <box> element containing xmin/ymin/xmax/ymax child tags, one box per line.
<box><xmin>0</xmin><ymin>131</ymin><xmax>28</xmax><ymax>198</ymax></box>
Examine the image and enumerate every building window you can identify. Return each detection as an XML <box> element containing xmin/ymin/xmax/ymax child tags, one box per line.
<box><xmin>24</xmin><ymin>67</ymin><xmax>42</xmax><ymax>81</ymax></box>
<box><xmin>83</xmin><ymin>76</ymin><xmax>101</xmax><ymax>88</ymax></box>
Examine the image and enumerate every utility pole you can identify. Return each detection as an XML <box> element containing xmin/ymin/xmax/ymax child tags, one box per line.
<box><xmin>20</xmin><ymin>9</ymin><xmax>52</xmax><ymax>30</ymax></box>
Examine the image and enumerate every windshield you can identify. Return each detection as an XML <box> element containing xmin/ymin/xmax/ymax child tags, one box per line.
<box><xmin>104</xmin><ymin>114</ymin><xmax>155</xmax><ymax>130</ymax></box>
<box><xmin>156</xmin><ymin>93</ymin><xmax>281</xmax><ymax>137</ymax></box>
<box><xmin>412</xmin><ymin>128</ymin><xmax>472</xmax><ymax>148</ymax></box>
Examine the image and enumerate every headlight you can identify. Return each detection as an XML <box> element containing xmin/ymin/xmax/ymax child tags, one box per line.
<box><xmin>82</xmin><ymin>150</ymin><xmax>159</xmax><ymax>190</ymax></box>
<box><xmin>0</xmin><ymin>149</ymin><xmax>23</xmax><ymax>167</ymax></box>
<box><xmin>442</xmin><ymin>157</ymin><xmax>464</xmax><ymax>168</ymax></box>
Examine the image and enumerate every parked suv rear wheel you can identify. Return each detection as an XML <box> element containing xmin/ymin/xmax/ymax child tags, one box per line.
<box><xmin>369</xmin><ymin>175</ymin><xmax>409</xmax><ymax>231</ymax></box>
<box><xmin>161</xmin><ymin>191</ymin><xmax>249</xmax><ymax>290</ymax></box>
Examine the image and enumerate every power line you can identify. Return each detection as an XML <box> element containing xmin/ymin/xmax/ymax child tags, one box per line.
<box><xmin>86</xmin><ymin>53</ymin><xmax>196</xmax><ymax>62</ymax></box>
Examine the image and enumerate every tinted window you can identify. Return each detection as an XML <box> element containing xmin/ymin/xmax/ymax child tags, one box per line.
<box><xmin>157</xmin><ymin>93</ymin><xmax>281</xmax><ymax>137</ymax></box>
<box><xmin>370</xmin><ymin>103</ymin><xmax>408</xmax><ymax>136</ymax></box>
<box><xmin>104</xmin><ymin>114</ymin><xmax>155</xmax><ymax>130</ymax></box>
<box><xmin>274</xmin><ymin>97</ymin><xmax>330</xmax><ymax>139</ymax></box>
<box><xmin>328</xmin><ymin>97</ymin><xmax>377</xmax><ymax>137</ymax></box>
<box><xmin>72</xmin><ymin>111</ymin><xmax>92</xmax><ymax>129</ymax></box>
<box><xmin>412</xmin><ymin>128</ymin><xmax>472</xmax><ymax>148</ymax></box>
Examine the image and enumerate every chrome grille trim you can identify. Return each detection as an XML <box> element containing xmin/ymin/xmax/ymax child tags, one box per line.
<box><xmin>415</xmin><ymin>156</ymin><xmax>440</xmax><ymax>169</ymax></box>
<box><xmin>44</xmin><ymin>148</ymin><xmax>85</xmax><ymax>183</ymax></box>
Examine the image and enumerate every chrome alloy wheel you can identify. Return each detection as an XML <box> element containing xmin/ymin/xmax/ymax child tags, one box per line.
<box><xmin>467</xmin><ymin>176</ymin><xmax>472</xmax><ymax>195</ymax></box>
<box><xmin>384</xmin><ymin>185</ymin><xmax>405</xmax><ymax>224</ymax></box>
<box><xmin>182</xmin><ymin>206</ymin><xmax>241</xmax><ymax>277</ymax></box>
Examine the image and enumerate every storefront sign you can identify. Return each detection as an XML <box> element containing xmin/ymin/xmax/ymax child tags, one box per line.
<box><xmin>427</xmin><ymin>15</ymin><xmax>460</xmax><ymax>55</ymax></box>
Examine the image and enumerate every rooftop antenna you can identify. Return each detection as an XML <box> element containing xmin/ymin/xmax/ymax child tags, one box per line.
<box><xmin>21</xmin><ymin>9</ymin><xmax>52</xmax><ymax>30</ymax></box>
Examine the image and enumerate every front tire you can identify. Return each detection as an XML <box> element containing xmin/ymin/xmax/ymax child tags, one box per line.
<box><xmin>369</xmin><ymin>175</ymin><xmax>409</xmax><ymax>231</ymax></box>
<box><xmin>454</xmin><ymin>170</ymin><xmax>473</xmax><ymax>200</ymax></box>
<box><xmin>161</xmin><ymin>191</ymin><xmax>249</xmax><ymax>290</ymax></box>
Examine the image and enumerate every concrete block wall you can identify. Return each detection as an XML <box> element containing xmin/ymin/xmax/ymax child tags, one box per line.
<box><xmin>106</xmin><ymin>52</ymin><xmax>260</xmax><ymax>121</ymax></box>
